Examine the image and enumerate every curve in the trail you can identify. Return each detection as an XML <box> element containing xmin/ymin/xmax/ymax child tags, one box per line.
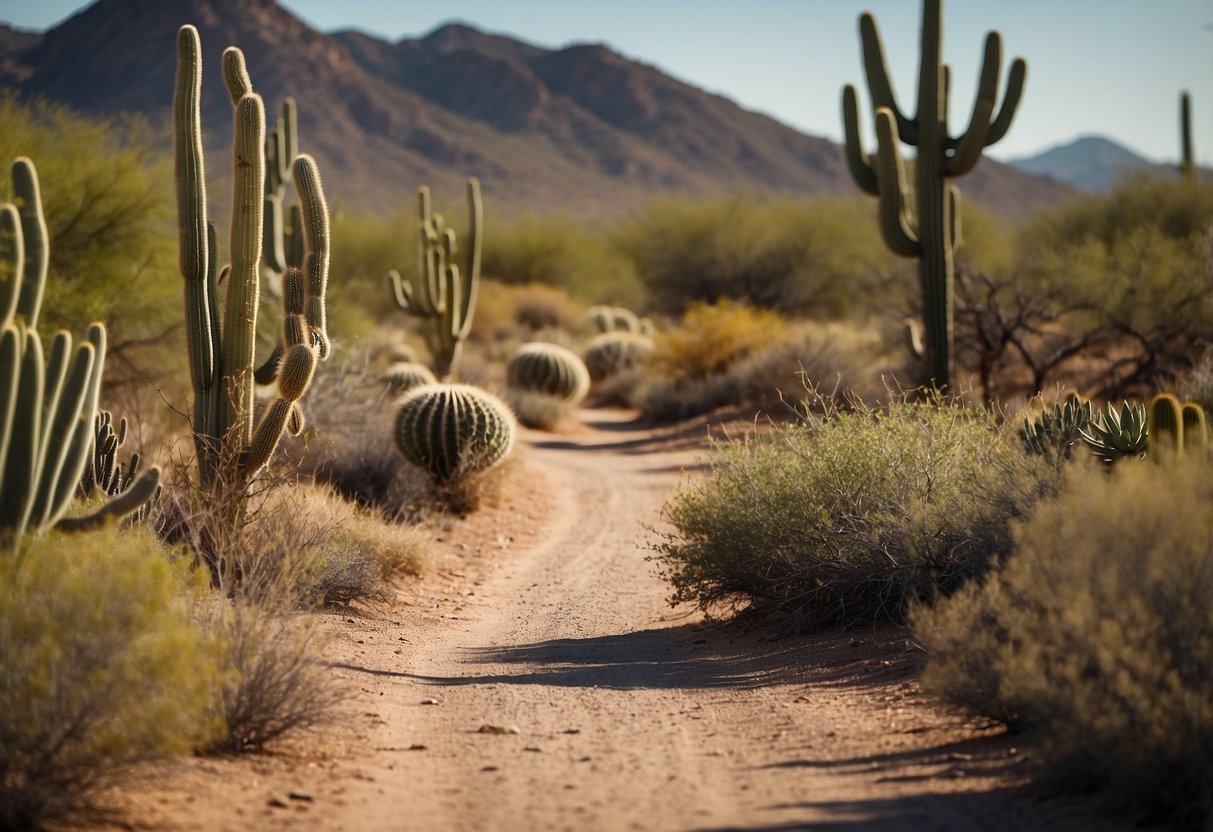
<box><xmin>104</xmin><ymin>411</ymin><xmax>1132</xmax><ymax>832</ymax></box>
<box><xmin>313</xmin><ymin>411</ymin><xmax>1124</xmax><ymax>832</ymax></box>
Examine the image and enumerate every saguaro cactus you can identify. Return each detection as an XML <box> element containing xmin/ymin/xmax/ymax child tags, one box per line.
<box><xmin>1180</xmin><ymin>91</ymin><xmax>1195</xmax><ymax>177</ymax></box>
<box><xmin>174</xmin><ymin>25</ymin><xmax>330</xmax><ymax>492</ymax></box>
<box><xmin>387</xmin><ymin>178</ymin><xmax>482</xmax><ymax>380</ymax></box>
<box><xmin>0</xmin><ymin>158</ymin><xmax>159</xmax><ymax>546</ymax></box>
<box><xmin>842</xmin><ymin>0</ymin><xmax>1025</xmax><ymax>390</ymax></box>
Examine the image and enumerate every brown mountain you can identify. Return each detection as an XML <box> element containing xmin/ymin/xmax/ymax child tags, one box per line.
<box><xmin>0</xmin><ymin>0</ymin><xmax>1071</xmax><ymax>220</ymax></box>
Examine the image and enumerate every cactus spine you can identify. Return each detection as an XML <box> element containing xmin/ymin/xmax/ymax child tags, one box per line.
<box><xmin>393</xmin><ymin>383</ymin><xmax>515</xmax><ymax>484</ymax></box>
<box><xmin>173</xmin><ymin>25</ymin><xmax>329</xmax><ymax>491</ymax></box>
<box><xmin>0</xmin><ymin>159</ymin><xmax>158</xmax><ymax>547</ymax></box>
<box><xmin>842</xmin><ymin>0</ymin><xmax>1025</xmax><ymax>390</ymax></box>
<box><xmin>387</xmin><ymin>178</ymin><xmax>482</xmax><ymax>380</ymax></box>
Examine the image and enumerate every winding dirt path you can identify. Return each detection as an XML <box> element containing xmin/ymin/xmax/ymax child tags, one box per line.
<box><xmin>108</xmin><ymin>410</ymin><xmax>1129</xmax><ymax>832</ymax></box>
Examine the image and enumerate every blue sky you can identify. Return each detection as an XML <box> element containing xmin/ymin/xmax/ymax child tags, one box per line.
<box><xmin>4</xmin><ymin>0</ymin><xmax>1213</xmax><ymax>163</ymax></box>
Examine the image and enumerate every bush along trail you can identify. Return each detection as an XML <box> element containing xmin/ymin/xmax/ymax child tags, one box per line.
<box><xmin>100</xmin><ymin>411</ymin><xmax>1134</xmax><ymax>832</ymax></box>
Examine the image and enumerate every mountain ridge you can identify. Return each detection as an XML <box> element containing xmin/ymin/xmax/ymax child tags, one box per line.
<box><xmin>1004</xmin><ymin>135</ymin><xmax>1179</xmax><ymax>192</ymax></box>
<box><xmin>0</xmin><ymin>0</ymin><xmax>1073</xmax><ymax>220</ymax></box>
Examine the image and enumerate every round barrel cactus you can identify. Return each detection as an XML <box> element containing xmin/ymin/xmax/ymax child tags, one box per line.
<box><xmin>394</xmin><ymin>383</ymin><xmax>515</xmax><ymax>483</ymax></box>
<box><xmin>382</xmin><ymin>361</ymin><xmax>437</xmax><ymax>392</ymax></box>
<box><xmin>583</xmin><ymin>332</ymin><xmax>654</xmax><ymax>381</ymax></box>
<box><xmin>506</xmin><ymin>342</ymin><xmax>590</xmax><ymax>403</ymax></box>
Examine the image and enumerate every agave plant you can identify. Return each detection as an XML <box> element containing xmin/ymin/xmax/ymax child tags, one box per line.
<box><xmin>1019</xmin><ymin>394</ymin><xmax>1094</xmax><ymax>463</ymax></box>
<box><xmin>1080</xmin><ymin>401</ymin><xmax>1149</xmax><ymax>463</ymax></box>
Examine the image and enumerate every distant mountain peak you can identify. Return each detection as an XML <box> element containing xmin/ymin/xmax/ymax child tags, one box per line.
<box><xmin>1007</xmin><ymin>135</ymin><xmax>1170</xmax><ymax>192</ymax></box>
<box><xmin>3</xmin><ymin>0</ymin><xmax>1072</xmax><ymax>219</ymax></box>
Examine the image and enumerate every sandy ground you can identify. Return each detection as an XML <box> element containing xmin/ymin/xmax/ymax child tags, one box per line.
<box><xmin>99</xmin><ymin>409</ymin><xmax>1135</xmax><ymax>832</ymax></box>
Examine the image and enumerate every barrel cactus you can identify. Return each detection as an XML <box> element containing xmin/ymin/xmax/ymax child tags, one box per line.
<box><xmin>506</xmin><ymin>342</ymin><xmax>590</xmax><ymax>404</ymax></box>
<box><xmin>393</xmin><ymin>384</ymin><xmax>515</xmax><ymax>484</ymax></box>
<box><xmin>584</xmin><ymin>332</ymin><xmax>654</xmax><ymax>382</ymax></box>
<box><xmin>382</xmin><ymin>361</ymin><xmax>437</xmax><ymax>393</ymax></box>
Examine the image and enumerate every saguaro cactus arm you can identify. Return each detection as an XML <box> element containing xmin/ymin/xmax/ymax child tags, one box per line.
<box><xmin>294</xmin><ymin>153</ymin><xmax>330</xmax><ymax>359</ymax></box>
<box><xmin>11</xmin><ymin>157</ymin><xmax>47</xmax><ymax>330</ymax></box>
<box><xmin>219</xmin><ymin>91</ymin><xmax>267</xmax><ymax>453</ymax></box>
<box><xmin>0</xmin><ymin>204</ymin><xmax>23</xmax><ymax>326</ymax></box>
<box><xmin>858</xmin><ymin>13</ymin><xmax>916</xmax><ymax>144</ymax></box>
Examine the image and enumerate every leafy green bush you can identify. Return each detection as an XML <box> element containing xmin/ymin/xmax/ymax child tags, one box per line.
<box><xmin>481</xmin><ymin>213</ymin><xmax>643</xmax><ymax>306</ymax></box>
<box><xmin>1010</xmin><ymin>173</ymin><xmax>1213</xmax><ymax>396</ymax></box>
<box><xmin>0</xmin><ymin>93</ymin><xmax>177</xmax><ymax>345</ymax></box>
<box><xmin>914</xmin><ymin>456</ymin><xmax>1213</xmax><ymax>827</ymax></box>
<box><xmin>653</xmin><ymin>401</ymin><xmax>1057</xmax><ymax>628</ymax></box>
<box><xmin>0</xmin><ymin>527</ymin><xmax>217</xmax><ymax>828</ymax></box>
<box><xmin>612</xmin><ymin>193</ymin><xmax>907</xmax><ymax>316</ymax></box>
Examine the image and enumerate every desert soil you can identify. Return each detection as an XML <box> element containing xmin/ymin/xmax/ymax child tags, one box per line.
<box><xmin>102</xmin><ymin>409</ymin><xmax>1132</xmax><ymax>832</ymax></box>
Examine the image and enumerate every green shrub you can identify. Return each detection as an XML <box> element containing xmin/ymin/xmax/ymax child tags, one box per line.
<box><xmin>612</xmin><ymin>193</ymin><xmax>907</xmax><ymax>316</ymax></box>
<box><xmin>481</xmin><ymin>213</ymin><xmax>642</xmax><ymax>306</ymax></box>
<box><xmin>0</xmin><ymin>94</ymin><xmax>177</xmax><ymax>343</ymax></box>
<box><xmin>0</xmin><ymin>527</ymin><xmax>217</xmax><ymax>828</ymax></box>
<box><xmin>915</xmin><ymin>456</ymin><xmax>1213</xmax><ymax>827</ymax></box>
<box><xmin>653</xmin><ymin>401</ymin><xmax>1057</xmax><ymax>628</ymax></box>
<box><xmin>1013</xmin><ymin>173</ymin><xmax>1213</xmax><ymax>396</ymax></box>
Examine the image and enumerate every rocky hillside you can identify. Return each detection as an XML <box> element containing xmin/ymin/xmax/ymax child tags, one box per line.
<box><xmin>0</xmin><ymin>0</ymin><xmax>1072</xmax><ymax>220</ymax></box>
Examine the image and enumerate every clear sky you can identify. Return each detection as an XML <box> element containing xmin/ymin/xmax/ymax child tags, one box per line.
<box><xmin>3</xmin><ymin>0</ymin><xmax>1212</xmax><ymax>164</ymax></box>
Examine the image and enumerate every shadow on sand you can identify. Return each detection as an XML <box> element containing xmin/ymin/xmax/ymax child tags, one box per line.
<box><xmin>332</xmin><ymin>622</ymin><xmax>923</xmax><ymax>694</ymax></box>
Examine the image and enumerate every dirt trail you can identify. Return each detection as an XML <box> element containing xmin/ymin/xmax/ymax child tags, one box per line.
<box><xmin>109</xmin><ymin>410</ymin><xmax>1127</xmax><ymax>832</ymax></box>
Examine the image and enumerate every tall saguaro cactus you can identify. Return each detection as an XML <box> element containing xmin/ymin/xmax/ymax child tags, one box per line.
<box><xmin>841</xmin><ymin>0</ymin><xmax>1026</xmax><ymax>390</ymax></box>
<box><xmin>174</xmin><ymin>25</ymin><xmax>330</xmax><ymax>492</ymax></box>
<box><xmin>387</xmin><ymin>178</ymin><xmax>482</xmax><ymax>380</ymax></box>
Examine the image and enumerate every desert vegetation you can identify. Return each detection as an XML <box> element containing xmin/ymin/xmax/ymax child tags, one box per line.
<box><xmin>4</xmin><ymin>1</ymin><xmax>1213</xmax><ymax>829</ymax></box>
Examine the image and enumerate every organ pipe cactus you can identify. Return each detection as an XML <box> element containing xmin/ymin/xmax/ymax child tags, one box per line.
<box><xmin>0</xmin><ymin>158</ymin><xmax>159</xmax><ymax>547</ymax></box>
<box><xmin>393</xmin><ymin>383</ymin><xmax>515</xmax><ymax>484</ymax></box>
<box><xmin>506</xmin><ymin>342</ymin><xmax>590</xmax><ymax>403</ymax></box>
<box><xmin>174</xmin><ymin>25</ymin><xmax>330</xmax><ymax>492</ymax></box>
<box><xmin>387</xmin><ymin>179</ymin><xmax>482</xmax><ymax>380</ymax></box>
<box><xmin>842</xmin><ymin>0</ymin><xmax>1026</xmax><ymax>390</ymax></box>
